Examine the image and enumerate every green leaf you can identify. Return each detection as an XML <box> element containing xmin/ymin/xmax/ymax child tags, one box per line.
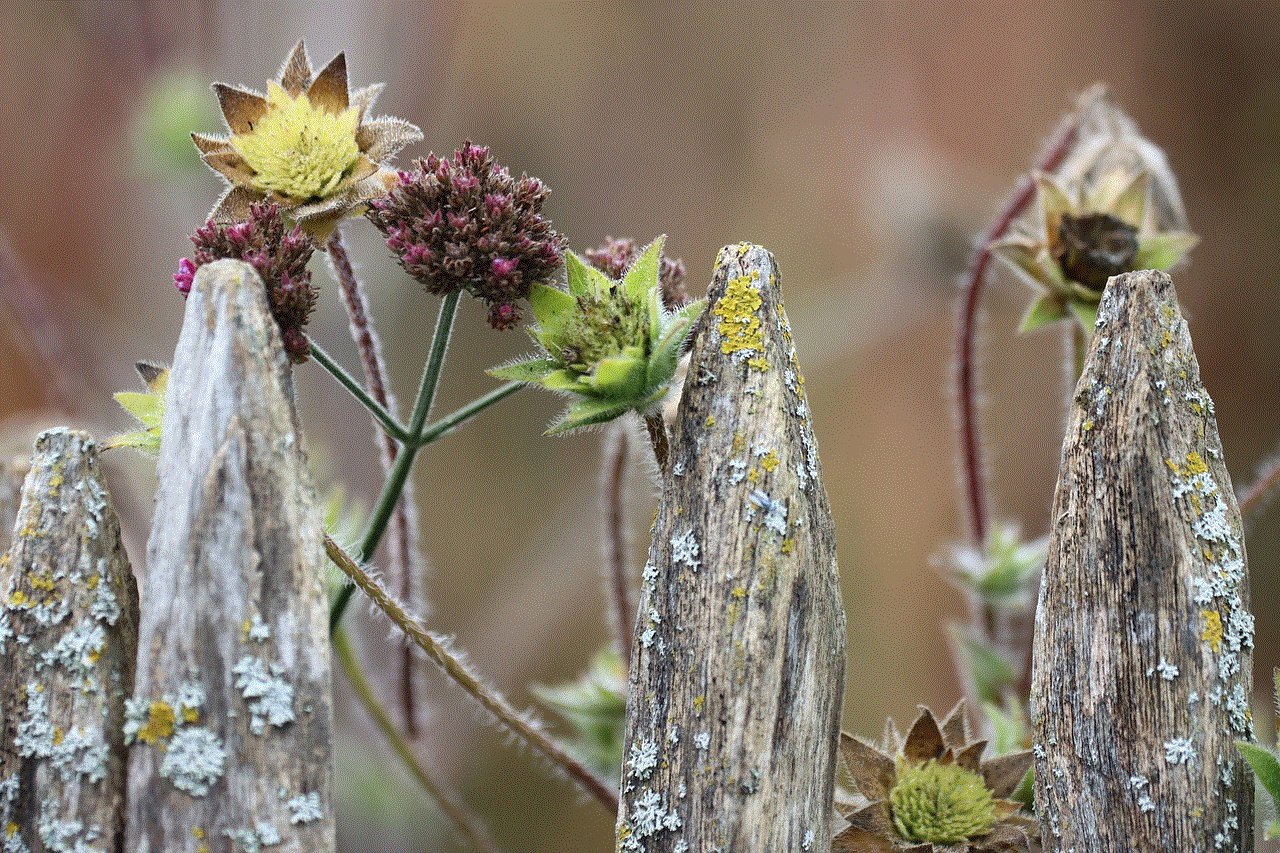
<box><xmin>1067</xmin><ymin>299</ymin><xmax>1098</xmax><ymax>333</ymax></box>
<box><xmin>1237</xmin><ymin>740</ymin><xmax>1280</xmax><ymax>805</ymax></box>
<box><xmin>486</xmin><ymin>358</ymin><xmax>561</xmax><ymax>384</ymax></box>
<box><xmin>103</xmin><ymin>364</ymin><xmax>169</xmax><ymax>456</ymax></box>
<box><xmin>587</xmin><ymin>352</ymin><xmax>647</xmax><ymax>398</ymax></box>
<box><xmin>564</xmin><ymin>249</ymin><xmax>593</xmax><ymax>296</ymax></box>
<box><xmin>527</xmin><ymin>282</ymin><xmax>578</xmax><ymax>336</ymax></box>
<box><xmin>1136</xmin><ymin>230</ymin><xmax>1199</xmax><ymax>271</ymax></box>
<box><xmin>1017</xmin><ymin>294</ymin><xmax>1069</xmax><ymax>334</ymax></box>
<box><xmin>546</xmin><ymin>397</ymin><xmax>634</xmax><ymax>435</ymax></box>
<box><xmin>646</xmin><ymin>312</ymin><xmax>695</xmax><ymax>390</ymax></box>
<box><xmin>621</xmin><ymin>236</ymin><xmax>664</xmax><ymax>304</ymax></box>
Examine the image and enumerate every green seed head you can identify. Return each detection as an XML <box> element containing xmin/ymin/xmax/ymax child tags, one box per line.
<box><xmin>889</xmin><ymin>759</ymin><xmax>998</xmax><ymax>845</ymax></box>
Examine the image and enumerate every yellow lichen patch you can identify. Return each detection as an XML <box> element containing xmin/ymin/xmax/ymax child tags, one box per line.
<box><xmin>730</xmin><ymin>587</ymin><xmax>746</xmax><ymax>600</ymax></box>
<box><xmin>747</xmin><ymin>355</ymin><xmax>768</xmax><ymax>371</ymax></box>
<box><xmin>759</xmin><ymin>451</ymin><xmax>780</xmax><ymax>472</ymax></box>
<box><xmin>137</xmin><ymin>701</ymin><xmax>177</xmax><ymax>744</ymax></box>
<box><xmin>8</xmin><ymin>590</ymin><xmax>27</xmax><ymax>607</ymax></box>
<box><xmin>85</xmin><ymin>573</ymin><xmax>99</xmax><ymax>590</ymax></box>
<box><xmin>747</xmin><ymin>469</ymin><xmax>759</xmax><ymax>483</ymax></box>
<box><xmin>693</xmin><ymin>695</ymin><xmax>705</xmax><ymax>714</ymax></box>
<box><xmin>714</xmin><ymin>273</ymin><xmax>764</xmax><ymax>360</ymax></box>
<box><xmin>53</xmin><ymin>727</ymin><xmax>63</xmax><ymax>746</ymax></box>
<box><xmin>6</xmin><ymin>823</ymin><xmax>16</xmax><ymax>837</ymax></box>
<box><xmin>1201</xmin><ymin>610</ymin><xmax>1223</xmax><ymax>653</ymax></box>
<box><xmin>182</xmin><ymin>705</ymin><xmax>200</xmax><ymax>724</ymax></box>
<box><xmin>732</xmin><ymin>431</ymin><xmax>745</xmax><ymax>454</ymax></box>
<box><xmin>705</xmin><ymin>415</ymin><xmax>716</xmax><ymax>427</ymax></box>
<box><xmin>192</xmin><ymin>826</ymin><xmax>206</xmax><ymax>840</ymax></box>
<box><xmin>29</xmin><ymin>573</ymin><xmax>56</xmax><ymax>592</ymax></box>
<box><xmin>780</xmin><ymin>539</ymin><xmax>794</xmax><ymax>555</ymax></box>
<box><xmin>1183</xmin><ymin>451</ymin><xmax>1207</xmax><ymax>475</ymax></box>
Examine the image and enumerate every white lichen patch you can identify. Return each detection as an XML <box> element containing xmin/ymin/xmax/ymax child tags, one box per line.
<box><xmin>627</xmin><ymin>738</ymin><xmax>659</xmax><ymax>782</ymax></box>
<box><xmin>620</xmin><ymin>788</ymin><xmax>682</xmax><ymax>852</ymax></box>
<box><xmin>287</xmin><ymin>792</ymin><xmax>324</xmax><ymax>824</ymax></box>
<box><xmin>39</xmin><ymin>620</ymin><xmax>105</xmax><ymax>678</ymax></box>
<box><xmin>233</xmin><ymin>654</ymin><xmax>295</xmax><ymax>734</ymax></box>
<box><xmin>160</xmin><ymin>727</ymin><xmax>225</xmax><ymax>796</ymax></box>
<box><xmin>670</xmin><ymin>530</ymin><xmax>701</xmax><ymax>571</ymax></box>
<box><xmin>14</xmin><ymin>684</ymin><xmax>54</xmax><ymax>758</ymax></box>
<box><xmin>1163</xmin><ymin>736</ymin><xmax>1196</xmax><ymax>765</ymax></box>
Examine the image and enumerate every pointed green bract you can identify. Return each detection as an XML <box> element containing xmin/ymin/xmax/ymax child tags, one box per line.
<box><xmin>488</xmin><ymin>358</ymin><xmax>563</xmax><ymax>384</ymax></box>
<box><xmin>486</xmin><ymin>234</ymin><xmax>704</xmax><ymax>436</ymax></box>
<box><xmin>104</xmin><ymin>365</ymin><xmax>170</xmax><ymax>456</ymax></box>
<box><xmin>1017</xmin><ymin>294</ymin><xmax>1069</xmax><ymax>335</ymax></box>
<box><xmin>622</xmin><ymin>237</ymin><xmax>663</xmax><ymax>304</ymax></box>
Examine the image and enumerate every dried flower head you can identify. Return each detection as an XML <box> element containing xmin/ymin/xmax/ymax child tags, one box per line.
<box><xmin>487</xmin><ymin>236</ymin><xmax>703</xmax><ymax>434</ymax></box>
<box><xmin>585</xmin><ymin>236</ymin><xmax>688</xmax><ymax>310</ymax></box>
<box><xmin>191</xmin><ymin>41</ymin><xmax>421</xmax><ymax>241</ymax></box>
<box><xmin>367</xmin><ymin>141</ymin><xmax>566</xmax><ymax>329</ymax></box>
<box><xmin>174</xmin><ymin>202</ymin><xmax>317</xmax><ymax>363</ymax></box>
<box><xmin>833</xmin><ymin>701</ymin><xmax>1037</xmax><ymax>853</ymax></box>
<box><xmin>993</xmin><ymin>87</ymin><xmax>1198</xmax><ymax>335</ymax></box>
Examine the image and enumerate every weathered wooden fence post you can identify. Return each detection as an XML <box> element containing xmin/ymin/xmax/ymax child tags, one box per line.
<box><xmin>616</xmin><ymin>244</ymin><xmax>846</xmax><ymax>852</ymax></box>
<box><xmin>126</xmin><ymin>259</ymin><xmax>333</xmax><ymax>851</ymax></box>
<box><xmin>0</xmin><ymin>428</ymin><xmax>139</xmax><ymax>852</ymax></box>
<box><xmin>1031</xmin><ymin>270</ymin><xmax>1252</xmax><ymax>850</ymax></box>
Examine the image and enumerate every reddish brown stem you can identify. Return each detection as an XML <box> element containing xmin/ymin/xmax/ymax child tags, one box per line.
<box><xmin>955</xmin><ymin>108</ymin><xmax>1084</xmax><ymax>547</ymax></box>
<box><xmin>327</xmin><ymin>229</ymin><xmax>422</xmax><ymax>738</ymax></box>
<box><xmin>600</xmin><ymin>421</ymin><xmax>633</xmax><ymax>668</ymax></box>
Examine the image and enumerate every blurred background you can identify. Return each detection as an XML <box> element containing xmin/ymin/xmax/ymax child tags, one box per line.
<box><xmin>2</xmin><ymin>2</ymin><xmax>1279</xmax><ymax>850</ymax></box>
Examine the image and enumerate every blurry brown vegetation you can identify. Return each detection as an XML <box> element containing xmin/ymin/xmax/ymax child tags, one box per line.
<box><xmin>2</xmin><ymin>2</ymin><xmax>1279</xmax><ymax>850</ymax></box>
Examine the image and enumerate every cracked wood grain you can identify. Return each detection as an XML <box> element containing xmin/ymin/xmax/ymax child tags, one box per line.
<box><xmin>1031</xmin><ymin>270</ymin><xmax>1252</xmax><ymax>851</ymax></box>
<box><xmin>616</xmin><ymin>244</ymin><xmax>846</xmax><ymax>853</ymax></box>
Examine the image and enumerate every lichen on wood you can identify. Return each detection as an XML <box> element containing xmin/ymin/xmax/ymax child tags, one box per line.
<box><xmin>0</xmin><ymin>427</ymin><xmax>139</xmax><ymax>852</ymax></box>
<box><xmin>616</xmin><ymin>244</ymin><xmax>846</xmax><ymax>853</ymax></box>
<box><xmin>1030</xmin><ymin>270</ymin><xmax>1252</xmax><ymax>851</ymax></box>
<box><xmin>126</xmin><ymin>259</ymin><xmax>333</xmax><ymax>852</ymax></box>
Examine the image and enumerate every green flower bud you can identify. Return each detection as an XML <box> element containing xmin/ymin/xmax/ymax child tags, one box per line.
<box><xmin>890</xmin><ymin>759</ymin><xmax>998</xmax><ymax>845</ymax></box>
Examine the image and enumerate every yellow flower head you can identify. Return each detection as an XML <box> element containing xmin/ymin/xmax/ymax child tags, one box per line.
<box><xmin>192</xmin><ymin>41</ymin><xmax>421</xmax><ymax>242</ymax></box>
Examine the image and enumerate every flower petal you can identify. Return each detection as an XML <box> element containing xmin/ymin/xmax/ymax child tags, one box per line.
<box><xmin>955</xmin><ymin>739</ymin><xmax>987</xmax><ymax>772</ymax></box>
<box><xmin>212</xmin><ymin>83</ymin><xmax>267</xmax><ymax>134</ymax></box>
<box><xmin>208</xmin><ymin>186</ymin><xmax>260</xmax><ymax>224</ymax></box>
<box><xmin>940</xmin><ymin>698</ymin><xmax>969</xmax><ymax>747</ymax></box>
<box><xmin>201</xmin><ymin>148</ymin><xmax>258</xmax><ymax>185</ymax></box>
<box><xmin>839</xmin><ymin>733</ymin><xmax>897</xmax><ymax>803</ymax></box>
<box><xmin>358</xmin><ymin>117</ymin><xmax>424</xmax><ymax>162</ymax></box>
<box><xmin>982</xmin><ymin>750</ymin><xmax>1034</xmax><ymax>799</ymax></box>
<box><xmin>350</xmin><ymin>83</ymin><xmax>385</xmax><ymax>119</ymax></box>
<box><xmin>308</xmin><ymin>51</ymin><xmax>349</xmax><ymax>113</ymax></box>
<box><xmin>190</xmin><ymin>132</ymin><xmax>232</xmax><ymax>156</ymax></box>
<box><xmin>902</xmin><ymin>707</ymin><xmax>945</xmax><ymax>763</ymax></box>
<box><xmin>279</xmin><ymin>40</ymin><xmax>312</xmax><ymax>96</ymax></box>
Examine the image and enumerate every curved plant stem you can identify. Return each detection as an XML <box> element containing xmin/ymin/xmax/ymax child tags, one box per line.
<box><xmin>955</xmin><ymin>105</ymin><xmax>1085</xmax><ymax>547</ymax></box>
<box><xmin>1240</xmin><ymin>454</ymin><xmax>1280</xmax><ymax>521</ymax></box>
<box><xmin>328</xmin><ymin>227</ymin><xmax>424</xmax><ymax>735</ymax></box>
<box><xmin>308</xmin><ymin>338</ymin><xmax>408</xmax><ymax>443</ymax></box>
<box><xmin>333</xmin><ymin>628</ymin><xmax>503</xmax><ymax>853</ymax></box>
<box><xmin>600</xmin><ymin>420</ymin><xmax>633</xmax><ymax>668</ymax></box>
<box><xmin>325</xmin><ymin>534</ymin><xmax>619</xmax><ymax>814</ymax></box>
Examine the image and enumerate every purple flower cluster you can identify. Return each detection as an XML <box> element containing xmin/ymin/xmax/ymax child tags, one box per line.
<box><xmin>174</xmin><ymin>203</ymin><xmax>316</xmax><ymax>362</ymax></box>
<box><xmin>584</xmin><ymin>236</ymin><xmax>688</xmax><ymax>311</ymax></box>
<box><xmin>367</xmin><ymin>141</ymin><xmax>565</xmax><ymax>330</ymax></box>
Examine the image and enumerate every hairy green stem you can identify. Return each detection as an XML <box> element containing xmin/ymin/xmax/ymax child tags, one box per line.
<box><xmin>325</xmin><ymin>534</ymin><xmax>619</xmax><ymax>813</ymax></box>
<box><xmin>330</xmin><ymin>291</ymin><xmax>461</xmax><ymax>630</ymax></box>
<box><xmin>308</xmin><ymin>338</ymin><xmax>408</xmax><ymax>443</ymax></box>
